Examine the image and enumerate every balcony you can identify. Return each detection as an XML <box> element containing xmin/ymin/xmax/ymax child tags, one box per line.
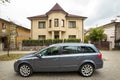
<box><xmin>48</xmin><ymin>27</ymin><xmax>66</xmax><ymax>32</ymax></box>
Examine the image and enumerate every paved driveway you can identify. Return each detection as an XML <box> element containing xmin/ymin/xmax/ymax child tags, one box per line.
<box><xmin>0</xmin><ymin>51</ymin><xmax>120</xmax><ymax>80</ymax></box>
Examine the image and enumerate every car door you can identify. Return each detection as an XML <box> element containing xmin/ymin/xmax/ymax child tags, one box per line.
<box><xmin>33</xmin><ymin>46</ymin><xmax>61</xmax><ymax>72</ymax></box>
<box><xmin>60</xmin><ymin>46</ymin><xmax>82</xmax><ymax>71</ymax></box>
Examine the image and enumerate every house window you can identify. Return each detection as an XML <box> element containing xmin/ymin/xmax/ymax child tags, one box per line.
<box><xmin>2</xmin><ymin>23</ymin><xmax>6</xmax><ymax>29</ymax></box>
<box><xmin>61</xmin><ymin>19</ymin><xmax>64</xmax><ymax>27</ymax></box>
<box><xmin>68</xmin><ymin>21</ymin><xmax>76</xmax><ymax>28</ymax></box>
<box><xmin>54</xmin><ymin>19</ymin><xmax>59</xmax><ymax>27</ymax></box>
<box><xmin>69</xmin><ymin>35</ymin><xmax>76</xmax><ymax>39</ymax></box>
<box><xmin>49</xmin><ymin>20</ymin><xmax>52</xmax><ymax>28</ymax></box>
<box><xmin>38</xmin><ymin>35</ymin><xmax>46</xmax><ymax>40</ymax></box>
<box><xmin>38</xmin><ymin>21</ymin><xmax>46</xmax><ymax>28</ymax></box>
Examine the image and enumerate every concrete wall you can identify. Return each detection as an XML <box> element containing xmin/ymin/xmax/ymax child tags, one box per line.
<box><xmin>17</xmin><ymin>26</ymin><xmax>30</xmax><ymax>48</ymax></box>
<box><xmin>104</xmin><ymin>24</ymin><xmax>115</xmax><ymax>49</ymax></box>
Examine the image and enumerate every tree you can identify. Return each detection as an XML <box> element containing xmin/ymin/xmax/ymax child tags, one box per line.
<box><xmin>84</xmin><ymin>35</ymin><xmax>89</xmax><ymax>43</ymax></box>
<box><xmin>0</xmin><ymin>0</ymin><xmax>10</xmax><ymax>3</ymax></box>
<box><xmin>88</xmin><ymin>28</ymin><xmax>107</xmax><ymax>42</ymax></box>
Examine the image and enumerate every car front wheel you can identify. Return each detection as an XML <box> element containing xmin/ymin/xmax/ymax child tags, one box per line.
<box><xmin>80</xmin><ymin>63</ymin><xmax>94</xmax><ymax>77</ymax></box>
<box><xmin>19</xmin><ymin>64</ymin><xmax>33</xmax><ymax>77</ymax></box>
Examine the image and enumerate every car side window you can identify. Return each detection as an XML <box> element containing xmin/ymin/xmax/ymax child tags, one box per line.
<box><xmin>80</xmin><ymin>46</ymin><xmax>96</xmax><ymax>53</ymax></box>
<box><xmin>62</xmin><ymin>46</ymin><xmax>78</xmax><ymax>54</ymax></box>
<box><xmin>41</xmin><ymin>46</ymin><xmax>60</xmax><ymax>56</ymax></box>
<box><xmin>62</xmin><ymin>46</ymin><xmax>96</xmax><ymax>54</ymax></box>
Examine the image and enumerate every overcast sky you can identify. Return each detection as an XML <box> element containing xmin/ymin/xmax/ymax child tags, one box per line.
<box><xmin>0</xmin><ymin>0</ymin><xmax>120</xmax><ymax>29</ymax></box>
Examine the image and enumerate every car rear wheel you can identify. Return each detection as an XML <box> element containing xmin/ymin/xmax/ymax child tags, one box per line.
<box><xmin>80</xmin><ymin>63</ymin><xmax>94</xmax><ymax>77</ymax></box>
<box><xmin>19</xmin><ymin>64</ymin><xmax>33</xmax><ymax>77</ymax></box>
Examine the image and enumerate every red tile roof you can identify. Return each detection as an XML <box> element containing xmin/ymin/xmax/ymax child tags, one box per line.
<box><xmin>28</xmin><ymin>3</ymin><xmax>87</xmax><ymax>19</ymax></box>
<box><xmin>49</xmin><ymin>3</ymin><xmax>65</xmax><ymax>11</ymax></box>
<box><xmin>46</xmin><ymin>3</ymin><xmax>67</xmax><ymax>14</ymax></box>
<box><xmin>28</xmin><ymin>14</ymin><xmax>47</xmax><ymax>19</ymax></box>
<box><xmin>66</xmin><ymin>14</ymin><xmax>87</xmax><ymax>18</ymax></box>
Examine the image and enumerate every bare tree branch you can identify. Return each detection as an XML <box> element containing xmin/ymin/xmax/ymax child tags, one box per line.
<box><xmin>0</xmin><ymin>0</ymin><xmax>10</xmax><ymax>4</ymax></box>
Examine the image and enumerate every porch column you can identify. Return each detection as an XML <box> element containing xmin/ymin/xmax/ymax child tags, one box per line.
<box><xmin>52</xmin><ymin>31</ymin><xmax>54</xmax><ymax>39</ymax></box>
<box><xmin>59</xmin><ymin>31</ymin><xmax>62</xmax><ymax>39</ymax></box>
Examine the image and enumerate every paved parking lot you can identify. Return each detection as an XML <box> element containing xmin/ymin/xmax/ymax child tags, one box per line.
<box><xmin>0</xmin><ymin>51</ymin><xmax>120</xmax><ymax>80</ymax></box>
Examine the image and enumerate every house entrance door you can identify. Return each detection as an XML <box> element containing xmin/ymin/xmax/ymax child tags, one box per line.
<box><xmin>54</xmin><ymin>35</ymin><xmax>59</xmax><ymax>39</ymax></box>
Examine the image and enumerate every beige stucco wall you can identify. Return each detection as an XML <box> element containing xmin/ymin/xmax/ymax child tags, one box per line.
<box><xmin>31</xmin><ymin>12</ymin><xmax>84</xmax><ymax>42</ymax></box>
<box><xmin>48</xmin><ymin>11</ymin><xmax>66</xmax><ymax>27</ymax></box>
<box><xmin>66</xmin><ymin>18</ymin><xmax>83</xmax><ymax>40</ymax></box>
<box><xmin>32</xmin><ymin>19</ymin><xmax>48</xmax><ymax>39</ymax></box>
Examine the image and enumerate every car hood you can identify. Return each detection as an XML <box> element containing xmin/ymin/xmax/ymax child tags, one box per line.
<box><xmin>18</xmin><ymin>52</ymin><xmax>37</xmax><ymax>60</ymax></box>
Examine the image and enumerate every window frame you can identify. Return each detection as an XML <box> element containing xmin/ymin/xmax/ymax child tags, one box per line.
<box><xmin>61</xmin><ymin>19</ymin><xmax>64</xmax><ymax>27</ymax></box>
<box><xmin>2</xmin><ymin>23</ymin><xmax>6</xmax><ymax>29</ymax></box>
<box><xmin>54</xmin><ymin>19</ymin><xmax>59</xmax><ymax>27</ymax></box>
<box><xmin>38</xmin><ymin>21</ymin><xmax>46</xmax><ymax>29</ymax></box>
<box><xmin>68</xmin><ymin>35</ymin><xmax>76</xmax><ymax>39</ymax></box>
<box><xmin>38</xmin><ymin>35</ymin><xmax>46</xmax><ymax>40</ymax></box>
<box><xmin>68</xmin><ymin>21</ymin><xmax>76</xmax><ymax>28</ymax></box>
<box><xmin>49</xmin><ymin>19</ymin><xmax>52</xmax><ymax>28</ymax></box>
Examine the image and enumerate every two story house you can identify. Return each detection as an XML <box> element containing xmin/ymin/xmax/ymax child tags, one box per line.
<box><xmin>0</xmin><ymin>18</ymin><xmax>30</xmax><ymax>50</ymax></box>
<box><xmin>28</xmin><ymin>3</ymin><xmax>87</xmax><ymax>42</ymax></box>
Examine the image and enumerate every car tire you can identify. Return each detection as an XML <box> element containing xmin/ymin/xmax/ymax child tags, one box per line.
<box><xmin>79</xmin><ymin>63</ymin><xmax>94</xmax><ymax>77</ymax></box>
<box><xmin>19</xmin><ymin>64</ymin><xmax>33</xmax><ymax>77</ymax></box>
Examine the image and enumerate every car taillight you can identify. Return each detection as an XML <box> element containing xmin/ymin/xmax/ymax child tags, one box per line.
<box><xmin>98</xmin><ymin>53</ymin><xmax>102</xmax><ymax>59</ymax></box>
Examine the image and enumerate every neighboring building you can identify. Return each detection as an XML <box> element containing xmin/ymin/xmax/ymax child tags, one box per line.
<box><xmin>28</xmin><ymin>3</ymin><xmax>87</xmax><ymax>42</ymax></box>
<box><xmin>99</xmin><ymin>21</ymin><xmax>120</xmax><ymax>49</ymax></box>
<box><xmin>0</xmin><ymin>18</ymin><xmax>30</xmax><ymax>50</ymax></box>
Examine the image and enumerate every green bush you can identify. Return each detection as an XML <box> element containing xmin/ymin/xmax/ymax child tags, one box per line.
<box><xmin>64</xmin><ymin>38</ymin><xmax>81</xmax><ymax>43</ymax></box>
<box><xmin>44</xmin><ymin>39</ymin><xmax>53</xmax><ymax>45</ymax></box>
<box><xmin>52</xmin><ymin>39</ymin><xmax>63</xmax><ymax>44</ymax></box>
<box><xmin>22</xmin><ymin>38</ymin><xmax>81</xmax><ymax>46</ymax></box>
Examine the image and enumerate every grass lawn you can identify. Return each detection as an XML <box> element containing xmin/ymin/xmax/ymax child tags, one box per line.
<box><xmin>0</xmin><ymin>54</ymin><xmax>25</xmax><ymax>61</ymax></box>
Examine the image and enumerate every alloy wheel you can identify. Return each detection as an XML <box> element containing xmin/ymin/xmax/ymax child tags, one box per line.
<box><xmin>80</xmin><ymin>64</ymin><xmax>94</xmax><ymax>77</ymax></box>
<box><xmin>19</xmin><ymin>64</ymin><xmax>32</xmax><ymax>77</ymax></box>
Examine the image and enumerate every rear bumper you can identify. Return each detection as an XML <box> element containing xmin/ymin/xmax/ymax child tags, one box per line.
<box><xmin>95</xmin><ymin>61</ymin><xmax>103</xmax><ymax>69</ymax></box>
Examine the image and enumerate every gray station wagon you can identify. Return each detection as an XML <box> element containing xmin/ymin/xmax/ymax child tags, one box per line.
<box><xmin>14</xmin><ymin>43</ymin><xmax>103</xmax><ymax>77</ymax></box>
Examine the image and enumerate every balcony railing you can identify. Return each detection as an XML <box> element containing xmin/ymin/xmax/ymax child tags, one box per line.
<box><xmin>48</xmin><ymin>27</ymin><xmax>66</xmax><ymax>32</ymax></box>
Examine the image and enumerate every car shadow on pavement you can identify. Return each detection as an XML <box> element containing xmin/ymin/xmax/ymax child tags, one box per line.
<box><xmin>32</xmin><ymin>70</ymin><xmax>102</xmax><ymax>77</ymax></box>
<box><xmin>33</xmin><ymin>72</ymin><xmax>79</xmax><ymax>77</ymax></box>
<box><xmin>14</xmin><ymin>70</ymin><xmax>103</xmax><ymax>78</ymax></box>
<box><xmin>92</xmin><ymin>70</ymin><xmax>103</xmax><ymax>77</ymax></box>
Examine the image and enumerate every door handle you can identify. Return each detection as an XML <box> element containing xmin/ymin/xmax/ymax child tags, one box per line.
<box><xmin>74</xmin><ymin>56</ymin><xmax>80</xmax><ymax>59</ymax></box>
<box><xmin>52</xmin><ymin>58</ymin><xmax>58</xmax><ymax>60</ymax></box>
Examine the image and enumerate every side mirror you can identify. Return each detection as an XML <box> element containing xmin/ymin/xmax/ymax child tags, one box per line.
<box><xmin>36</xmin><ymin>54</ymin><xmax>41</xmax><ymax>58</ymax></box>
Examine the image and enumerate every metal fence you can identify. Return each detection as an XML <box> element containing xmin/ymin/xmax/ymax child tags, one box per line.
<box><xmin>92</xmin><ymin>41</ymin><xmax>110</xmax><ymax>50</ymax></box>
